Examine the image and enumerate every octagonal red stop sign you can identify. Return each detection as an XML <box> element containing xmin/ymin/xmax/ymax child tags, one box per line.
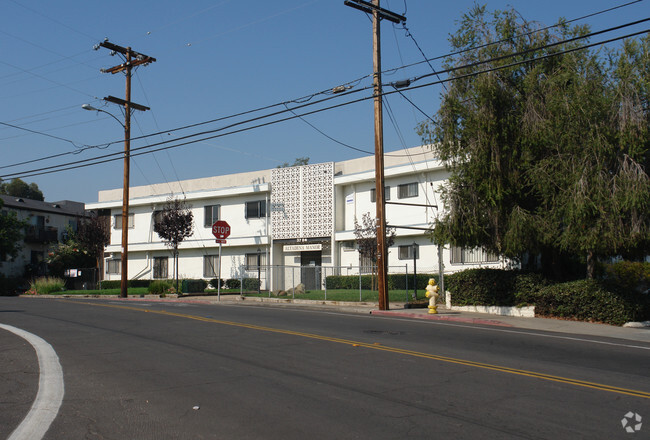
<box><xmin>211</xmin><ymin>220</ymin><xmax>231</xmax><ymax>240</ymax></box>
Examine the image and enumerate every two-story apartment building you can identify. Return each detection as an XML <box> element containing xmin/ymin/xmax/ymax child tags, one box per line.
<box><xmin>87</xmin><ymin>146</ymin><xmax>503</xmax><ymax>290</ymax></box>
<box><xmin>0</xmin><ymin>195</ymin><xmax>86</xmax><ymax>278</ymax></box>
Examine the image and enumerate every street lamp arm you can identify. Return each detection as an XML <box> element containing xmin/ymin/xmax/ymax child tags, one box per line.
<box><xmin>82</xmin><ymin>104</ymin><xmax>125</xmax><ymax>128</ymax></box>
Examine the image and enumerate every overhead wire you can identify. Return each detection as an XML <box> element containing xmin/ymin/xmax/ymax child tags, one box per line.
<box><xmin>2</xmin><ymin>17</ymin><xmax>647</xmax><ymax>180</ymax></box>
<box><xmin>7</xmin><ymin>24</ymin><xmax>650</xmax><ymax>178</ymax></box>
<box><xmin>3</xmin><ymin>25</ymin><xmax>648</xmax><ymax>180</ymax></box>
<box><xmin>2</xmin><ymin>4</ymin><xmax>643</xmax><ymax>169</ymax></box>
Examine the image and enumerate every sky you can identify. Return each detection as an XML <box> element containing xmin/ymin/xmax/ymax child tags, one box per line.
<box><xmin>1</xmin><ymin>0</ymin><xmax>647</xmax><ymax>204</ymax></box>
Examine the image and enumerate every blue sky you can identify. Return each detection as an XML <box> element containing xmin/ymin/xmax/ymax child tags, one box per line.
<box><xmin>1</xmin><ymin>0</ymin><xmax>647</xmax><ymax>203</ymax></box>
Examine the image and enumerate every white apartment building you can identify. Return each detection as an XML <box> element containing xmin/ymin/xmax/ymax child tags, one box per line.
<box><xmin>87</xmin><ymin>146</ymin><xmax>504</xmax><ymax>290</ymax></box>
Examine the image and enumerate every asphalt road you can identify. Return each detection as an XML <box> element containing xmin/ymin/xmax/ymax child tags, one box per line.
<box><xmin>1</xmin><ymin>297</ymin><xmax>649</xmax><ymax>439</ymax></box>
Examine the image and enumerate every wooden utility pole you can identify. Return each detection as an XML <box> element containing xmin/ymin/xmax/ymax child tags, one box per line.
<box><xmin>96</xmin><ymin>40</ymin><xmax>155</xmax><ymax>298</ymax></box>
<box><xmin>345</xmin><ymin>0</ymin><xmax>405</xmax><ymax>310</ymax></box>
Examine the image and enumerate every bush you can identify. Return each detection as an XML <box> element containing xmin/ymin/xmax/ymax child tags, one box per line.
<box><xmin>182</xmin><ymin>279</ymin><xmax>207</xmax><ymax>293</ymax></box>
<box><xmin>225</xmin><ymin>278</ymin><xmax>241</xmax><ymax>289</ymax></box>
<box><xmin>242</xmin><ymin>278</ymin><xmax>260</xmax><ymax>291</ymax></box>
<box><xmin>0</xmin><ymin>275</ymin><xmax>22</xmax><ymax>296</ymax></box>
<box><xmin>209</xmin><ymin>278</ymin><xmax>224</xmax><ymax>289</ymax></box>
<box><xmin>445</xmin><ymin>269</ymin><xmax>550</xmax><ymax>307</ymax></box>
<box><xmin>533</xmin><ymin>279</ymin><xmax>648</xmax><ymax>326</ymax></box>
<box><xmin>28</xmin><ymin>277</ymin><xmax>65</xmax><ymax>295</ymax></box>
<box><xmin>603</xmin><ymin>261</ymin><xmax>650</xmax><ymax>294</ymax></box>
<box><xmin>148</xmin><ymin>280</ymin><xmax>174</xmax><ymax>295</ymax></box>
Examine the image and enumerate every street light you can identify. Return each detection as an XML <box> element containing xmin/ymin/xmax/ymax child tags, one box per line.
<box><xmin>82</xmin><ymin>102</ymin><xmax>130</xmax><ymax>298</ymax></box>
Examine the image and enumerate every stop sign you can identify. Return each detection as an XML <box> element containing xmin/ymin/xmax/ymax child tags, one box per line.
<box><xmin>211</xmin><ymin>220</ymin><xmax>231</xmax><ymax>240</ymax></box>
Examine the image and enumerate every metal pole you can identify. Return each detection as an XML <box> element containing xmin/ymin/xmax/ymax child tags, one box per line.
<box><xmin>412</xmin><ymin>241</ymin><xmax>417</xmax><ymax>300</ymax></box>
<box><xmin>257</xmin><ymin>247</ymin><xmax>261</xmax><ymax>295</ymax></box>
<box><xmin>218</xmin><ymin>242</ymin><xmax>222</xmax><ymax>301</ymax></box>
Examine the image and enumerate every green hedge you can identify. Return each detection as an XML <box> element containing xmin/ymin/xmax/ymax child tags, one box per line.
<box><xmin>226</xmin><ymin>278</ymin><xmax>241</xmax><ymax>289</ymax></box>
<box><xmin>445</xmin><ymin>269</ymin><xmax>548</xmax><ymax>307</ymax></box>
<box><xmin>182</xmin><ymin>279</ymin><xmax>207</xmax><ymax>293</ymax></box>
<box><xmin>532</xmin><ymin>279</ymin><xmax>649</xmax><ymax>326</ymax></box>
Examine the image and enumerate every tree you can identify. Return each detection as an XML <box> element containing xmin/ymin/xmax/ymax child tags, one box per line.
<box><xmin>46</xmin><ymin>226</ymin><xmax>95</xmax><ymax>277</ymax></box>
<box><xmin>353</xmin><ymin>212</ymin><xmax>395</xmax><ymax>290</ymax></box>
<box><xmin>0</xmin><ymin>200</ymin><xmax>26</xmax><ymax>264</ymax></box>
<box><xmin>76</xmin><ymin>214</ymin><xmax>110</xmax><ymax>280</ymax></box>
<box><xmin>421</xmin><ymin>5</ymin><xmax>650</xmax><ymax>278</ymax></box>
<box><xmin>153</xmin><ymin>198</ymin><xmax>194</xmax><ymax>293</ymax></box>
<box><xmin>277</xmin><ymin>157</ymin><xmax>310</xmax><ymax>168</ymax></box>
<box><xmin>0</xmin><ymin>178</ymin><xmax>44</xmax><ymax>201</ymax></box>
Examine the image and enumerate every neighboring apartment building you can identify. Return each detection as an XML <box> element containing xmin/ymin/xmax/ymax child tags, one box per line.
<box><xmin>87</xmin><ymin>146</ymin><xmax>504</xmax><ymax>290</ymax></box>
<box><xmin>0</xmin><ymin>195</ymin><xmax>86</xmax><ymax>278</ymax></box>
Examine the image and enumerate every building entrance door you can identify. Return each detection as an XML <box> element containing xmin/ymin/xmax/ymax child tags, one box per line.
<box><xmin>300</xmin><ymin>251</ymin><xmax>322</xmax><ymax>290</ymax></box>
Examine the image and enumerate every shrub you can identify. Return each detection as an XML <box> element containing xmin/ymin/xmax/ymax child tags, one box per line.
<box><xmin>209</xmin><ymin>278</ymin><xmax>224</xmax><ymax>289</ymax></box>
<box><xmin>603</xmin><ymin>261</ymin><xmax>650</xmax><ymax>294</ymax></box>
<box><xmin>182</xmin><ymin>279</ymin><xmax>207</xmax><ymax>293</ymax></box>
<box><xmin>28</xmin><ymin>277</ymin><xmax>65</xmax><ymax>295</ymax></box>
<box><xmin>148</xmin><ymin>280</ymin><xmax>173</xmax><ymax>295</ymax></box>
<box><xmin>225</xmin><ymin>278</ymin><xmax>241</xmax><ymax>289</ymax></box>
<box><xmin>0</xmin><ymin>275</ymin><xmax>22</xmax><ymax>296</ymax></box>
<box><xmin>533</xmin><ymin>279</ymin><xmax>648</xmax><ymax>326</ymax></box>
<box><xmin>242</xmin><ymin>278</ymin><xmax>260</xmax><ymax>291</ymax></box>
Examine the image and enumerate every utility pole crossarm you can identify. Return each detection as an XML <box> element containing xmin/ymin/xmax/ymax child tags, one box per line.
<box><xmin>343</xmin><ymin>0</ymin><xmax>405</xmax><ymax>23</ymax></box>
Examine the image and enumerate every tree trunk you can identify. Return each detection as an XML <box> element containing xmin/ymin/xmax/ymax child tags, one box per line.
<box><xmin>586</xmin><ymin>251</ymin><xmax>596</xmax><ymax>279</ymax></box>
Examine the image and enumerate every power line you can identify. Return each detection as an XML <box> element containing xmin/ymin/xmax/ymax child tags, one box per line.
<box><xmin>3</xmin><ymin>23</ymin><xmax>648</xmax><ymax>179</ymax></box>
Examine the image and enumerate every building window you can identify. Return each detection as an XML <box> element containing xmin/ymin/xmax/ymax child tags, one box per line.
<box><xmin>398</xmin><ymin>244</ymin><xmax>419</xmax><ymax>260</ymax></box>
<box><xmin>245</xmin><ymin>200</ymin><xmax>267</xmax><ymax>219</ymax></box>
<box><xmin>153</xmin><ymin>256</ymin><xmax>168</xmax><ymax>279</ymax></box>
<box><xmin>245</xmin><ymin>252</ymin><xmax>267</xmax><ymax>271</ymax></box>
<box><xmin>204</xmin><ymin>205</ymin><xmax>220</xmax><ymax>227</ymax></box>
<box><xmin>115</xmin><ymin>213</ymin><xmax>134</xmax><ymax>229</ymax></box>
<box><xmin>450</xmin><ymin>246</ymin><xmax>499</xmax><ymax>264</ymax></box>
<box><xmin>203</xmin><ymin>255</ymin><xmax>219</xmax><ymax>278</ymax></box>
<box><xmin>153</xmin><ymin>210</ymin><xmax>163</xmax><ymax>226</ymax></box>
<box><xmin>398</xmin><ymin>182</ymin><xmax>418</xmax><ymax>199</ymax></box>
<box><xmin>106</xmin><ymin>259</ymin><xmax>121</xmax><ymax>275</ymax></box>
<box><xmin>370</xmin><ymin>186</ymin><xmax>391</xmax><ymax>202</ymax></box>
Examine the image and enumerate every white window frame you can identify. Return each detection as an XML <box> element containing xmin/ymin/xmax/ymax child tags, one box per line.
<box><xmin>114</xmin><ymin>213</ymin><xmax>134</xmax><ymax>230</ymax></box>
<box><xmin>203</xmin><ymin>255</ymin><xmax>220</xmax><ymax>278</ymax></box>
<box><xmin>204</xmin><ymin>205</ymin><xmax>220</xmax><ymax>227</ymax></box>
<box><xmin>398</xmin><ymin>182</ymin><xmax>418</xmax><ymax>199</ymax></box>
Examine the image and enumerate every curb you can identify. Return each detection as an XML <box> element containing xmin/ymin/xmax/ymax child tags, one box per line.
<box><xmin>370</xmin><ymin>310</ymin><xmax>513</xmax><ymax>327</ymax></box>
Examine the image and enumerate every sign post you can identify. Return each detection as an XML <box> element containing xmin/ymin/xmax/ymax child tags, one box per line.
<box><xmin>211</xmin><ymin>220</ymin><xmax>231</xmax><ymax>301</ymax></box>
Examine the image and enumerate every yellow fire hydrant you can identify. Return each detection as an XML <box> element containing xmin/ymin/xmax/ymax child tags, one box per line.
<box><xmin>425</xmin><ymin>278</ymin><xmax>439</xmax><ymax>314</ymax></box>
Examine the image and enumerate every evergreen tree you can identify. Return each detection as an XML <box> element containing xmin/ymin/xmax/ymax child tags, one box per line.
<box><xmin>421</xmin><ymin>6</ymin><xmax>650</xmax><ymax>278</ymax></box>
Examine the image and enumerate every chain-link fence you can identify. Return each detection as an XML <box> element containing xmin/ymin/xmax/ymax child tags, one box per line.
<box><xmin>235</xmin><ymin>264</ymin><xmax>443</xmax><ymax>302</ymax></box>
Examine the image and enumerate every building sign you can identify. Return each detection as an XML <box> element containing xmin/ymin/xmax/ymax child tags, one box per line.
<box><xmin>346</xmin><ymin>194</ymin><xmax>354</xmax><ymax>204</ymax></box>
<box><xmin>283</xmin><ymin>244</ymin><xmax>322</xmax><ymax>252</ymax></box>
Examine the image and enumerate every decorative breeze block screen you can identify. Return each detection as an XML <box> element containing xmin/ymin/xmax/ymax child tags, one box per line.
<box><xmin>271</xmin><ymin>162</ymin><xmax>333</xmax><ymax>239</ymax></box>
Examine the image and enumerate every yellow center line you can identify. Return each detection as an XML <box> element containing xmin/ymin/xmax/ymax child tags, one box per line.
<box><xmin>74</xmin><ymin>300</ymin><xmax>650</xmax><ymax>400</ymax></box>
